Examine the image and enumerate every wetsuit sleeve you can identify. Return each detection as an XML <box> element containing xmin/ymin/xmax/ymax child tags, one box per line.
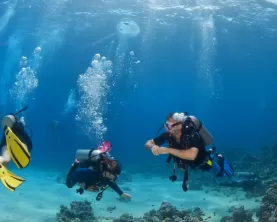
<box><xmin>106</xmin><ymin>179</ymin><xmax>124</xmax><ymax>196</ymax></box>
<box><xmin>153</xmin><ymin>133</ymin><xmax>169</xmax><ymax>146</ymax></box>
<box><xmin>68</xmin><ymin>168</ymin><xmax>99</xmax><ymax>189</ymax></box>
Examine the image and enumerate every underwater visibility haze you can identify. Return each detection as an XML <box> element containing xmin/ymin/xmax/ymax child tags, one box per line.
<box><xmin>0</xmin><ymin>0</ymin><xmax>277</xmax><ymax>221</ymax></box>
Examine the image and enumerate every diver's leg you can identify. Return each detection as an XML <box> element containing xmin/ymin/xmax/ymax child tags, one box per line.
<box><xmin>210</xmin><ymin>161</ymin><xmax>219</xmax><ymax>174</ymax></box>
<box><xmin>66</xmin><ymin>168</ymin><xmax>96</xmax><ymax>189</ymax></box>
<box><xmin>66</xmin><ymin>162</ymin><xmax>80</xmax><ymax>188</ymax></box>
<box><xmin>0</xmin><ymin>145</ymin><xmax>11</xmax><ymax>166</ymax></box>
<box><xmin>72</xmin><ymin>168</ymin><xmax>95</xmax><ymax>183</ymax></box>
<box><xmin>216</xmin><ymin>154</ymin><xmax>235</xmax><ymax>178</ymax></box>
<box><xmin>215</xmin><ymin>154</ymin><xmax>225</xmax><ymax>177</ymax></box>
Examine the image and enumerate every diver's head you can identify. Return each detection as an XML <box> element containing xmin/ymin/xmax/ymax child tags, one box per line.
<box><xmin>164</xmin><ymin>112</ymin><xmax>197</xmax><ymax>136</ymax></box>
<box><xmin>103</xmin><ymin>159</ymin><xmax>122</xmax><ymax>181</ymax></box>
<box><xmin>164</xmin><ymin>112</ymin><xmax>186</xmax><ymax>136</ymax></box>
<box><xmin>1</xmin><ymin>115</ymin><xmax>16</xmax><ymax>129</ymax></box>
<box><xmin>108</xmin><ymin>159</ymin><xmax>122</xmax><ymax>175</ymax></box>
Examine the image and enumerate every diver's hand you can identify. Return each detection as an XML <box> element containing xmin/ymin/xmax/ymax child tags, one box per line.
<box><xmin>79</xmin><ymin>182</ymin><xmax>86</xmax><ymax>189</ymax></box>
<box><xmin>151</xmin><ymin>145</ymin><xmax>160</xmax><ymax>156</ymax></box>
<box><xmin>120</xmin><ymin>193</ymin><xmax>131</xmax><ymax>201</ymax></box>
<box><xmin>151</xmin><ymin>146</ymin><xmax>169</xmax><ymax>156</ymax></box>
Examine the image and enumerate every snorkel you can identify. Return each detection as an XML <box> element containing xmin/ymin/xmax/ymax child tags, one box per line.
<box><xmin>12</xmin><ymin>106</ymin><xmax>29</xmax><ymax>116</ymax></box>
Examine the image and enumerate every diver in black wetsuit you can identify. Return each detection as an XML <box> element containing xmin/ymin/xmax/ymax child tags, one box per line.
<box><xmin>145</xmin><ymin>112</ymin><xmax>261</xmax><ymax>194</ymax></box>
<box><xmin>66</xmin><ymin>149</ymin><xmax>131</xmax><ymax>201</ymax></box>
<box><xmin>145</xmin><ymin>112</ymin><xmax>234</xmax><ymax>191</ymax></box>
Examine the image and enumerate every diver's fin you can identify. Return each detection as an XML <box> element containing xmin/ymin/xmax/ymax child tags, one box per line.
<box><xmin>0</xmin><ymin>163</ymin><xmax>25</xmax><ymax>191</ymax></box>
<box><xmin>5</xmin><ymin>127</ymin><xmax>31</xmax><ymax>169</ymax></box>
<box><xmin>223</xmin><ymin>160</ymin><xmax>234</xmax><ymax>177</ymax></box>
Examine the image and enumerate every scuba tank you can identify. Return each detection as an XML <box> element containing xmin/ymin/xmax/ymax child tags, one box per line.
<box><xmin>75</xmin><ymin>149</ymin><xmax>102</xmax><ymax>162</ymax></box>
<box><xmin>1</xmin><ymin>115</ymin><xmax>16</xmax><ymax>129</ymax></box>
<box><xmin>185</xmin><ymin>115</ymin><xmax>213</xmax><ymax>146</ymax></box>
<box><xmin>75</xmin><ymin>141</ymin><xmax>113</xmax><ymax>162</ymax></box>
<box><xmin>167</xmin><ymin>112</ymin><xmax>213</xmax><ymax>146</ymax></box>
<box><xmin>1</xmin><ymin>106</ymin><xmax>31</xmax><ymax>136</ymax></box>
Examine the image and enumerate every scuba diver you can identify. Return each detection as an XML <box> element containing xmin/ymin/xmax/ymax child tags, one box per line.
<box><xmin>0</xmin><ymin>106</ymin><xmax>33</xmax><ymax>191</ymax></box>
<box><xmin>144</xmin><ymin>112</ymin><xmax>235</xmax><ymax>191</ymax></box>
<box><xmin>66</xmin><ymin>141</ymin><xmax>131</xmax><ymax>201</ymax></box>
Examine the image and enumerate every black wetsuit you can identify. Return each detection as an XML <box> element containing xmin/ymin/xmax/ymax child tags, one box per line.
<box><xmin>153</xmin><ymin>132</ymin><xmax>208</xmax><ymax>169</ymax></box>
<box><xmin>66</xmin><ymin>159</ymin><xmax>123</xmax><ymax>196</ymax></box>
<box><xmin>0</xmin><ymin>120</ymin><xmax>32</xmax><ymax>152</ymax></box>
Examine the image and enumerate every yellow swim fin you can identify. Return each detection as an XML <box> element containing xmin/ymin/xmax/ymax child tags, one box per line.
<box><xmin>5</xmin><ymin>127</ymin><xmax>31</xmax><ymax>169</ymax></box>
<box><xmin>0</xmin><ymin>163</ymin><xmax>25</xmax><ymax>191</ymax></box>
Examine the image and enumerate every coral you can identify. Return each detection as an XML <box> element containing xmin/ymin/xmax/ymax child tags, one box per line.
<box><xmin>113</xmin><ymin>213</ymin><xmax>139</xmax><ymax>222</ymax></box>
<box><xmin>220</xmin><ymin>140</ymin><xmax>277</xmax><ymax>199</ymax></box>
<box><xmin>56</xmin><ymin>200</ymin><xmax>98</xmax><ymax>222</ymax></box>
<box><xmin>257</xmin><ymin>183</ymin><xmax>277</xmax><ymax>222</ymax></box>
<box><xmin>113</xmin><ymin>201</ymin><xmax>203</xmax><ymax>222</ymax></box>
<box><xmin>220</xmin><ymin>206</ymin><xmax>253</xmax><ymax>222</ymax></box>
<box><xmin>220</xmin><ymin>216</ymin><xmax>232</xmax><ymax>222</ymax></box>
<box><xmin>232</xmin><ymin>206</ymin><xmax>253</xmax><ymax>222</ymax></box>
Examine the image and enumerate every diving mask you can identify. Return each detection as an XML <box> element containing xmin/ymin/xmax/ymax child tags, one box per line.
<box><xmin>164</xmin><ymin>121</ymin><xmax>181</xmax><ymax>131</ymax></box>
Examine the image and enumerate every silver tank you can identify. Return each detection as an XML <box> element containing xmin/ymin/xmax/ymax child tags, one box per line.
<box><xmin>1</xmin><ymin>115</ymin><xmax>16</xmax><ymax>129</ymax></box>
<box><xmin>75</xmin><ymin>149</ymin><xmax>102</xmax><ymax>162</ymax></box>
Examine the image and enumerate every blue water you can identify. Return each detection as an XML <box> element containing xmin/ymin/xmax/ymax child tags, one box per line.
<box><xmin>0</xmin><ymin>0</ymin><xmax>277</xmax><ymax>219</ymax></box>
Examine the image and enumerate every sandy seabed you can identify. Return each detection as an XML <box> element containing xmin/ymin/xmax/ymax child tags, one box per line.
<box><xmin>0</xmin><ymin>167</ymin><xmax>260</xmax><ymax>222</ymax></box>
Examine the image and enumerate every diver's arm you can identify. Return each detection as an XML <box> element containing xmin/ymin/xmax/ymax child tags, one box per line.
<box><xmin>164</xmin><ymin>133</ymin><xmax>201</xmax><ymax>160</ymax></box>
<box><xmin>154</xmin><ymin>146</ymin><xmax>199</xmax><ymax>161</ymax></box>
<box><xmin>145</xmin><ymin>140</ymin><xmax>155</xmax><ymax>149</ymax></box>
<box><xmin>145</xmin><ymin>133</ymin><xmax>169</xmax><ymax>150</ymax></box>
<box><xmin>167</xmin><ymin>147</ymin><xmax>199</xmax><ymax>160</ymax></box>
<box><xmin>106</xmin><ymin>180</ymin><xmax>124</xmax><ymax>196</ymax></box>
<box><xmin>107</xmin><ymin>180</ymin><xmax>131</xmax><ymax>200</ymax></box>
